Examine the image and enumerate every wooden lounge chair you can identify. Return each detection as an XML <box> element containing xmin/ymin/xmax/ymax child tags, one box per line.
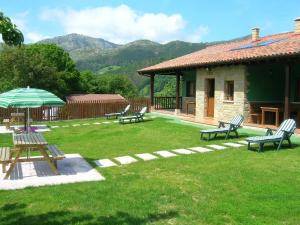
<box><xmin>105</xmin><ymin>105</ymin><xmax>130</xmax><ymax>119</ymax></box>
<box><xmin>200</xmin><ymin>114</ymin><xmax>244</xmax><ymax>140</ymax></box>
<box><xmin>246</xmin><ymin>119</ymin><xmax>296</xmax><ymax>152</ymax></box>
<box><xmin>119</xmin><ymin>107</ymin><xmax>147</xmax><ymax>124</ymax></box>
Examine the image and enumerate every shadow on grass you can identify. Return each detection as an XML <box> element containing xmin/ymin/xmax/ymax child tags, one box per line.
<box><xmin>247</xmin><ymin>142</ymin><xmax>300</xmax><ymax>152</ymax></box>
<box><xmin>199</xmin><ymin>133</ymin><xmax>249</xmax><ymax>141</ymax></box>
<box><xmin>0</xmin><ymin>203</ymin><xmax>178</xmax><ymax>225</ymax></box>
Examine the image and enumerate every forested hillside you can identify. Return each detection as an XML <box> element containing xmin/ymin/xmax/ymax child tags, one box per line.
<box><xmin>39</xmin><ymin>34</ymin><xmax>207</xmax><ymax>95</ymax></box>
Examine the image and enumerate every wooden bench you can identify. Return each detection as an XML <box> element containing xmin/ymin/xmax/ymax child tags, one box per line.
<box><xmin>47</xmin><ymin>145</ymin><xmax>65</xmax><ymax>168</ymax></box>
<box><xmin>0</xmin><ymin>147</ymin><xmax>11</xmax><ymax>173</ymax></box>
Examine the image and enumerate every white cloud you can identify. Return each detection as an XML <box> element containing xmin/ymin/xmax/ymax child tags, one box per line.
<box><xmin>10</xmin><ymin>11</ymin><xmax>49</xmax><ymax>43</ymax></box>
<box><xmin>40</xmin><ymin>5</ymin><xmax>206</xmax><ymax>44</ymax></box>
<box><xmin>26</xmin><ymin>32</ymin><xmax>49</xmax><ymax>43</ymax></box>
<box><xmin>186</xmin><ymin>26</ymin><xmax>209</xmax><ymax>43</ymax></box>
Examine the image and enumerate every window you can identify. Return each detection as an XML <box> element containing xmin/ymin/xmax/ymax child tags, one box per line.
<box><xmin>224</xmin><ymin>80</ymin><xmax>234</xmax><ymax>101</ymax></box>
<box><xmin>187</xmin><ymin>81</ymin><xmax>195</xmax><ymax>97</ymax></box>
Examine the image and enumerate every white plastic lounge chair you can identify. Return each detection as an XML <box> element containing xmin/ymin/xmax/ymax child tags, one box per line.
<box><xmin>200</xmin><ymin>114</ymin><xmax>244</xmax><ymax>140</ymax></box>
<box><xmin>246</xmin><ymin>119</ymin><xmax>296</xmax><ymax>151</ymax></box>
<box><xmin>105</xmin><ymin>105</ymin><xmax>130</xmax><ymax>119</ymax></box>
<box><xmin>119</xmin><ymin>107</ymin><xmax>147</xmax><ymax>124</ymax></box>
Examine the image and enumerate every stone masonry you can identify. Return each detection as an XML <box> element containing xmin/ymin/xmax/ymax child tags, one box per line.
<box><xmin>195</xmin><ymin>65</ymin><xmax>249</xmax><ymax>122</ymax></box>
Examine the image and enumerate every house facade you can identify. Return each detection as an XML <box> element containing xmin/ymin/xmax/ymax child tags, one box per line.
<box><xmin>138</xmin><ymin>18</ymin><xmax>300</xmax><ymax>127</ymax></box>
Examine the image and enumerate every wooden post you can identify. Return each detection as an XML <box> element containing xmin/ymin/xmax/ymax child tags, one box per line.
<box><xmin>176</xmin><ymin>73</ymin><xmax>181</xmax><ymax>111</ymax></box>
<box><xmin>150</xmin><ymin>74</ymin><xmax>155</xmax><ymax>108</ymax></box>
<box><xmin>284</xmin><ymin>64</ymin><xmax>291</xmax><ymax>119</ymax></box>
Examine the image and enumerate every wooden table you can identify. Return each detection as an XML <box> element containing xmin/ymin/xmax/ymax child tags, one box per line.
<box><xmin>260</xmin><ymin>107</ymin><xmax>281</xmax><ymax>127</ymax></box>
<box><xmin>186</xmin><ymin>101</ymin><xmax>196</xmax><ymax>115</ymax></box>
<box><xmin>4</xmin><ymin>132</ymin><xmax>59</xmax><ymax>179</ymax></box>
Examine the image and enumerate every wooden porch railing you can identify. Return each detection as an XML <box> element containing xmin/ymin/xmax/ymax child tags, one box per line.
<box><xmin>154</xmin><ymin>97</ymin><xmax>182</xmax><ymax>109</ymax></box>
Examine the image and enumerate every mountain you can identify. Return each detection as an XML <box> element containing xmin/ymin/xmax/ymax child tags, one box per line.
<box><xmin>38</xmin><ymin>34</ymin><xmax>207</xmax><ymax>94</ymax></box>
<box><xmin>39</xmin><ymin>33</ymin><xmax>120</xmax><ymax>61</ymax></box>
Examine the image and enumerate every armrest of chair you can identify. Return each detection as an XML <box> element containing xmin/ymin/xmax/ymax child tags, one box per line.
<box><xmin>265</xmin><ymin>128</ymin><xmax>275</xmax><ymax>136</ymax></box>
<box><xmin>282</xmin><ymin>129</ymin><xmax>295</xmax><ymax>137</ymax></box>
<box><xmin>218</xmin><ymin>121</ymin><xmax>226</xmax><ymax>128</ymax></box>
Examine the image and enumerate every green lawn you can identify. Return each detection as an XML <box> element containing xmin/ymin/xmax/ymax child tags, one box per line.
<box><xmin>0</xmin><ymin>115</ymin><xmax>299</xmax><ymax>225</ymax></box>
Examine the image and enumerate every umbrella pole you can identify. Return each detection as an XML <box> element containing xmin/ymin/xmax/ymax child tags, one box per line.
<box><xmin>27</xmin><ymin>108</ymin><xmax>30</xmax><ymax>132</ymax></box>
<box><xmin>24</xmin><ymin>109</ymin><xmax>27</xmax><ymax>132</ymax></box>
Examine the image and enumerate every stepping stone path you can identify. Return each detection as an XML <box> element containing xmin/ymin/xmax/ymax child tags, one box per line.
<box><xmin>102</xmin><ymin>121</ymin><xmax>111</xmax><ymax>124</ymax></box>
<box><xmin>237</xmin><ymin>140</ymin><xmax>248</xmax><ymax>145</ymax></box>
<box><xmin>207</xmin><ymin>144</ymin><xmax>227</xmax><ymax>150</ymax></box>
<box><xmin>114</xmin><ymin>156</ymin><xmax>137</xmax><ymax>165</ymax></box>
<box><xmin>72</xmin><ymin>124</ymin><xmax>80</xmax><ymax>127</ymax></box>
<box><xmin>62</xmin><ymin>125</ymin><xmax>69</xmax><ymax>128</ymax></box>
<box><xmin>82</xmin><ymin>123</ymin><xmax>90</xmax><ymax>126</ymax></box>
<box><xmin>154</xmin><ymin>151</ymin><xmax>177</xmax><ymax>158</ymax></box>
<box><xmin>172</xmin><ymin>149</ymin><xmax>195</xmax><ymax>155</ymax></box>
<box><xmin>135</xmin><ymin>153</ymin><xmax>158</xmax><ymax>161</ymax></box>
<box><xmin>189</xmin><ymin>147</ymin><xmax>213</xmax><ymax>153</ymax></box>
<box><xmin>93</xmin><ymin>122</ymin><xmax>101</xmax><ymax>125</ymax></box>
<box><xmin>223</xmin><ymin>142</ymin><xmax>244</xmax><ymax>148</ymax></box>
<box><xmin>95</xmin><ymin>159</ymin><xmax>117</xmax><ymax>168</ymax></box>
<box><xmin>51</xmin><ymin>126</ymin><xmax>59</xmax><ymax>128</ymax></box>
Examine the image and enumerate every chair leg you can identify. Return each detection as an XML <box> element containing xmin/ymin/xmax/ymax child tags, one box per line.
<box><xmin>234</xmin><ymin>130</ymin><xmax>239</xmax><ymax>138</ymax></box>
<box><xmin>214</xmin><ymin>133</ymin><xmax>217</xmax><ymax>138</ymax></box>
<box><xmin>277</xmin><ymin>138</ymin><xmax>284</xmax><ymax>151</ymax></box>
<box><xmin>208</xmin><ymin>133</ymin><xmax>211</xmax><ymax>141</ymax></box>
<box><xmin>287</xmin><ymin>137</ymin><xmax>292</xmax><ymax>148</ymax></box>
<box><xmin>259</xmin><ymin>143</ymin><xmax>264</xmax><ymax>152</ymax></box>
<box><xmin>247</xmin><ymin>142</ymin><xmax>250</xmax><ymax>150</ymax></box>
<box><xmin>225</xmin><ymin>131</ymin><xmax>230</xmax><ymax>140</ymax></box>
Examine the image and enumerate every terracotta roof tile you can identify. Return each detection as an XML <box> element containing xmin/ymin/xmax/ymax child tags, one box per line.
<box><xmin>138</xmin><ymin>32</ymin><xmax>300</xmax><ymax>74</ymax></box>
<box><xmin>66</xmin><ymin>94</ymin><xmax>126</xmax><ymax>103</ymax></box>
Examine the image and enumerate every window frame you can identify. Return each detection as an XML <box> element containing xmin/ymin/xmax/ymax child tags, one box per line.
<box><xmin>224</xmin><ymin>80</ymin><xmax>234</xmax><ymax>101</ymax></box>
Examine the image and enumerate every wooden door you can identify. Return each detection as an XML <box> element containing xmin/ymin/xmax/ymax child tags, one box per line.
<box><xmin>206</xmin><ymin>79</ymin><xmax>215</xmax><ymax>117</ymax></box>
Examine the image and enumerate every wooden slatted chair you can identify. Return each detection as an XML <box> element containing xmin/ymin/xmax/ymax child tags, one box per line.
<box><xmin>105</xmin><ymin>105</ymin><xmax>130</xmax><ymax>119</ymax></box>
<box><xmin>200</xmin><ymin>114</ymin><xmax>244</xmax><ymax>140</ymax></box>
<box><xmin>246</xmin><ymin>119</ymin><xmax>296</xmax><ymax>152</ymax></box>
<box><xmin>119</xmin><ymin>107</ymin><xmax>147</xmax><ymax>124</ymax></box>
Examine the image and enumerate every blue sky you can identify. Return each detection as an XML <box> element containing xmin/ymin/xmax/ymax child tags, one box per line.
<box><xmin>3</xmin><ymin>0</ymin><xmax>300</xmax><ymax>44</ymax></box>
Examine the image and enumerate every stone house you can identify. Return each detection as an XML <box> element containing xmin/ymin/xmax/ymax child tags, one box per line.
<box><xmin>138</xmin><ymin>18</ymin><xmax>300</xmax><ymax>128</ymax></box>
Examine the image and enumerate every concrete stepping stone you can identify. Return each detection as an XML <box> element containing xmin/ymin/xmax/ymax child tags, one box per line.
<box><xmin>135</xmin><ymin>153</ymin><xmax>158</xmax><ymax>161</ymax></box>
<box><xmin>172</xmin><ymin>149</ymin><xmax>195</xmax><ymax>155</ymax></box>
<box><xmin>62</xmin><ymin>125</ymin><xmax>69</xmax><ymax>128</ymax></box>
<box><xmin>93</xmin><ymin>122</ymin><xmax>101</xmax><ymax>125</ymax></box>
<box><xmin>72</xmin><ymin>124</ymin><xmax>80</xmax><ymax>127</ymax></box>
<box><xmin>114</xmin><ymin>156</ymin><xmax>138</xmax><ymax>165</ymax></box>
<box><xmin>154</xmin><ymin>151</ymin><xmax>178</xmax><ymax>158</ymax></box>
<box><xmin>188</xmin><ymin>147</ymin><xmax>213</xmax><ymax>153</ymax></box>
<box><xmin>95</xmin><ymin>159</ymin><xmax>117</xmax><ymax>168</ymax></box>
<box><xmin>51</xmin><ymin>126</ymin><xmax>59</xmax><ymax>128</ymax></box>
<box><xmin>237</xmin><ymin>140</ymin><xmax>248</xmax><ymax>145</ymax></box>
<box><xmin>207</xmin><ymin>144</ymin><xmax>227</xmax><ymax>150</ymax></box>
<box><xmin>82</xmin><ymin>123</ymin><xmax>90</xmax><ymax>126</ymax></box>
<box><xmin>113</xmin><ymin>121</ymin><xmax>119</xmax><ymax>123</ymax></box>
<box><xmin>223</xmin><ymin>142</ymin><xmax>244</xmax><ymax>148</ymax></box>
<box><xmin>102</xmin><ymin>121</ymin><xmax>111</xmax><ymax>124</ymax></box>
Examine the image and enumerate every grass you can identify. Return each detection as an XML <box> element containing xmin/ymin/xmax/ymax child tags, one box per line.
<box><xmin>0</xmin><ymin>115</ymin><xmax>299</xmax><ymax>225</ymax></box>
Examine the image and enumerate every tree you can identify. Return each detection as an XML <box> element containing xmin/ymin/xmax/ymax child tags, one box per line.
<box><xmin>0</xmin><ymin>44</ymin><xmax>81</xmax><ymax>98</ymax></box>
<box><xmin>79</xmin><ymin>72</ymin><xmax>138</xmax><ymax>98</ymax></box>
<box><xmin>0</xmin><ymin>12</ymin><xmax>24</xmax><ymax>46</ymax></box>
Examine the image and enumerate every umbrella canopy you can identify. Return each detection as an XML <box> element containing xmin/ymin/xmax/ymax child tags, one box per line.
<box><xmin>0</xmin><ymin>87</ymin><xmax>65</xmax><ymax>108</ymax></box>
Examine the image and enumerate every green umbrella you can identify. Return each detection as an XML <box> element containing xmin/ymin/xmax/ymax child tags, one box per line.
<box><xmin>0</xmin><ymin>87</ymin><xmax>65</xmax><ymax>108</ymax></box>
<box><xmin>0</xmin><ymin>87</ymin><xmax>65</xmax><ymax>131</ymax></box>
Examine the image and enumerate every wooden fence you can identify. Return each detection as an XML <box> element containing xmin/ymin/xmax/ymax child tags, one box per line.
<box><xmin>154</xmin><ymin>97</ymin><xmax>182</xmax><ymax>109</ymax></box>
<box><xmin>0</xmin><ymin>98</ymin><xmax>150</xmax><ymax>121</ymax></box>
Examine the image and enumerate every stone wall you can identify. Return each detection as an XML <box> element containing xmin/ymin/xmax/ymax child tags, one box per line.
<box><xmin>195</xmin><ymin>65</ymin><xmax>249</xmax><ymax>122</ymax></box>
